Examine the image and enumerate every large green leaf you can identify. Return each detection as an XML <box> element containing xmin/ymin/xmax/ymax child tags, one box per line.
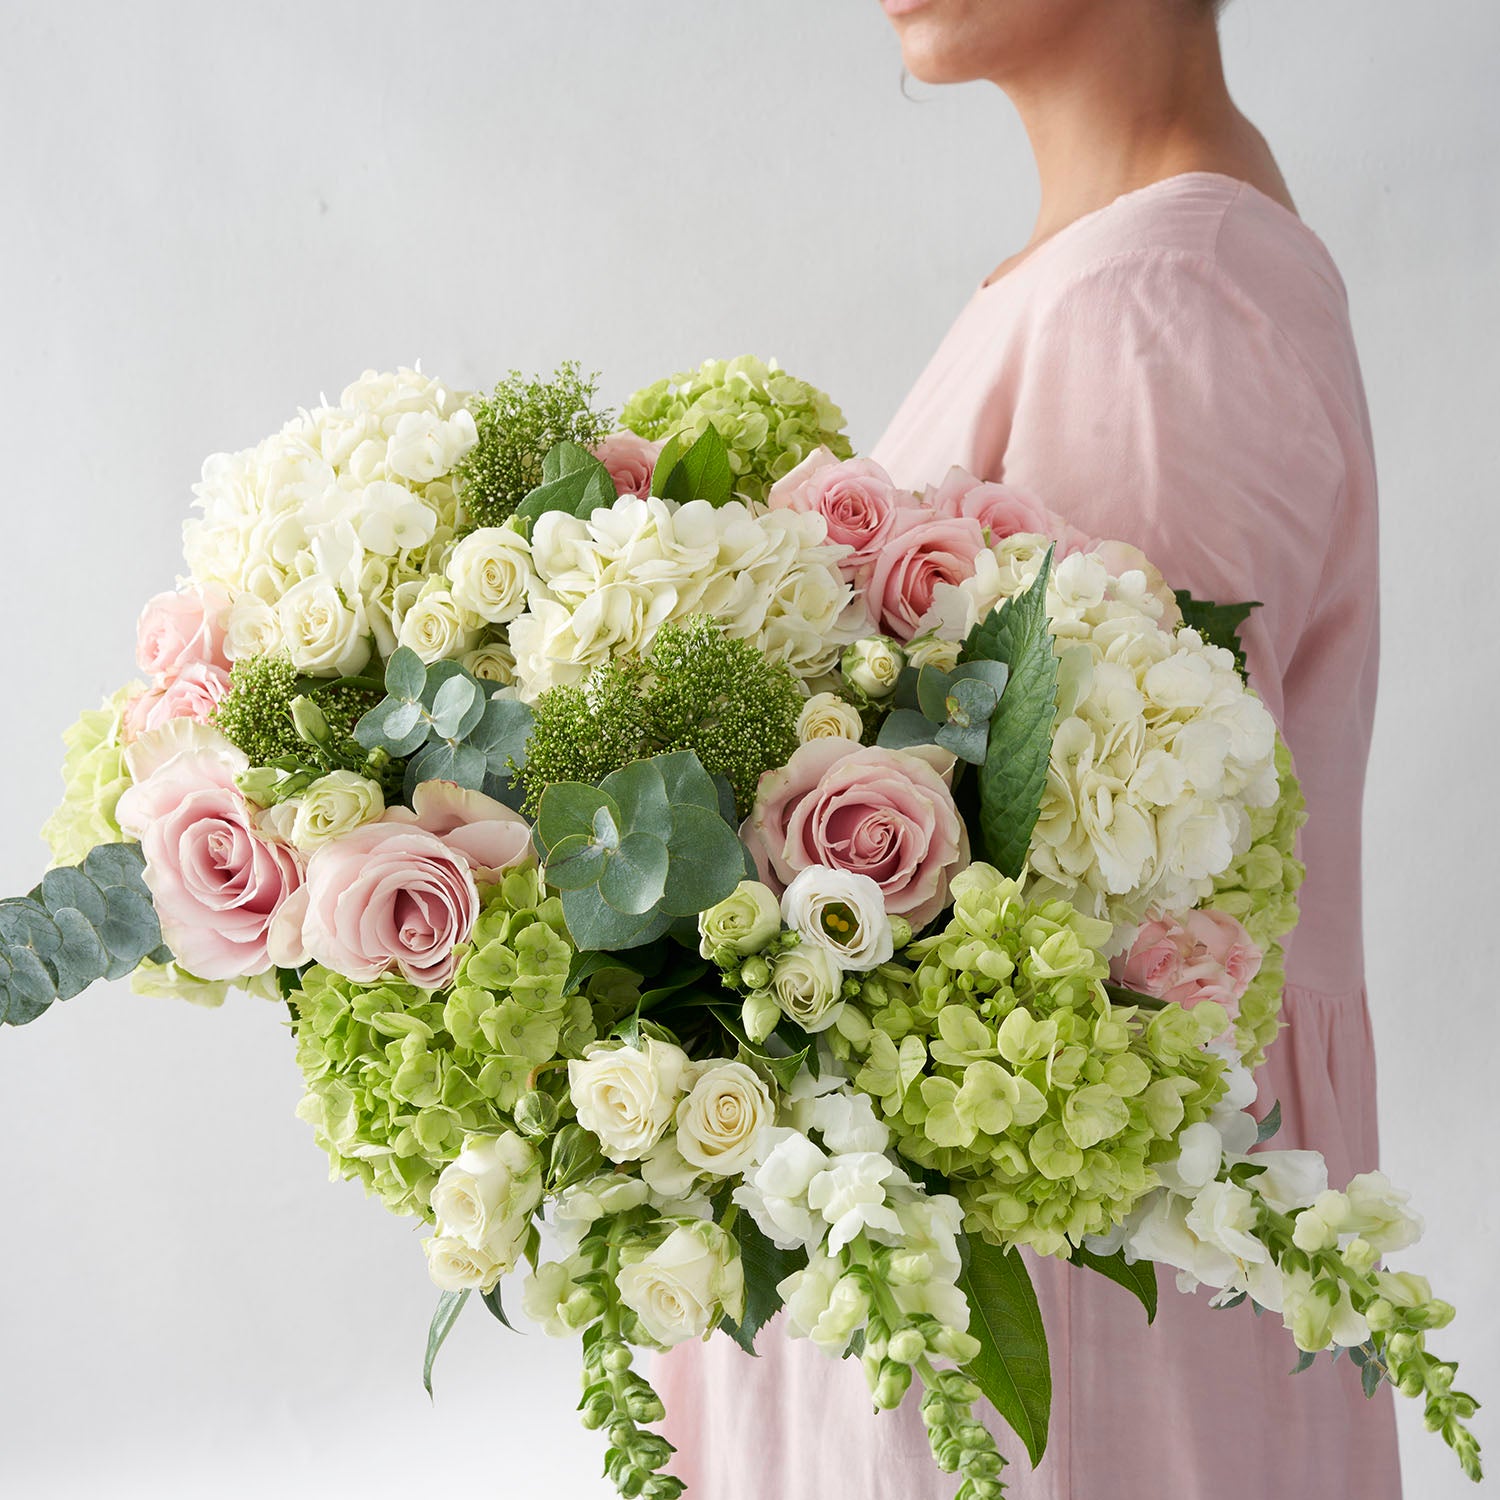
<box><xmin>963</xmin><ymin>548</ymin><xmax>1058</xmax><ymax>879</ymax></box>
<box><xmin>2</xmin><ymin>842</ymin><xmax>166</xmax><ymax>1027</ymax></box>
<box><xmin>959</xmin><ymin>1238</ymin><xmax>1052</xmax><ymax>1467</ymax></box>
<box><xmin>423</xmin><ymin>1288</ymin><xmax>470</xmax><ymax>1397</ymax></box>
<box><xmin>1069</xmin><ymin>1244</ymin><xmax>1158</xmax><ymax>1324</ymax></box>
<box><xmin>652</xmin><ymin>424</ymin><xmax>734</xmax><ymax>507</ymax></box>
<box><xmin>720</xmin><ymin>1214</ymin><xmax>805</xmax><ymax>1355</ymax></box>
<box><xmin>514</xmin><ymin>441</ymin><xmax>617</xmax><ymax>523</ymax></box>
<box><xmin>1173</xmin><ymin>590</ymin><xmax>1260</xmax><ymax>677</ymax></box>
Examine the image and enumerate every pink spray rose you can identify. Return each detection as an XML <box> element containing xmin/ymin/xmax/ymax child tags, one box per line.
<box><xmin>593</xmin><ymin>433</ymin><xmax>664</xmax><ymax>498</ymax></box>
<box><xmin>271</xmin><ymin>822</ymin><xmax>480</xmax><ymax>989</ymax></box>
<box><xmin>382</xmin><ymin>781</ymin><xmax>534</xmax><ymax>883</ymax></box>
<box><xmin>922</xmin><ymin>467</ymin><xmax>1070</xmax><ymax>541</ymax></box>
<box><xmin>122</xmin><ymin>662</ymin><xmax>233</xmax><ymax>741</ymax></box>
<box><xmin>868</xmin><ymin>512</ymin><xmax>988</xmax><ymax>642</ymax></box>
<box><xmin>767</xmin><ymin>448</ymin><xmax>918</xmax><ymax>584</ymax></box>
<box><xmin>742</xmin><ymin>739</ymin><xmax>969</xmax><ymax>929</ymax></box>
<box><xmin>1113</xmin><ymin>909</ymin><xmax>1263</xmax><ymax>1017</ymax></box>
<box><xmin>136</xmin><ymin>585</ymin><xmax>231</xmax><ymax>678</ymax></box>
<box><xmin>116</xmin><ymin>746</ymin><xmax>302</xmax><ymax>980</ymax></box>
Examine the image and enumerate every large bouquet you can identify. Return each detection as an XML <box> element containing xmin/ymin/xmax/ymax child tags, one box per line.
<box><xmin>2</xmin><ymin>357</ymin><xmax>1480</xmax><ymax>1495</ymax></box>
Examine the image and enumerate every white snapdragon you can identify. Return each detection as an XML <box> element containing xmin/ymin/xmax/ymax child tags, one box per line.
<box><xmin>779</xmin><ymin>1252</ymin><xmax>869</xmax><ymax>1353</ymax></box>
<box><xmin>807</xmin><ymin>1152</ymin><xmax>906</xmax><ymax>1253</ymax></box>
<box><xmin>568</xmin><ymin>1039</ymin><xmax>690</xmax><ymax>1162</ymax></box>
<box><xmin>732</xmin><ymin>1128</ymin><xmax>830</xmax><ymax>1251</ymax></box>
<box><xmin>781</xmin><ymin>866</ymin><xmax>893</xmax><ymax>973</ymax></box>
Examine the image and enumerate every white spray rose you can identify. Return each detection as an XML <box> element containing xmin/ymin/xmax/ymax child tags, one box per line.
<box><xmin>393</xmin><ymin>579</ymin><xmax>480</xmax><ymax>664</ymax></box>
<box><xmin>905</xmin><ymin>633</ymin><xmax>963</xmax><ymax>673</ymax></box>
<box><xmin>568</xmin><ymin>1038</ymin><xmax>690</xmax><ymax>1162</ymax></box>
<box><xmin>262</xmin><ymin>769</ymin><xmax>384</xmax><ymax>853</ymax></box>
<box><xmin>769</xmin><ymin>945</ymin><xmax>845</xmax><ymax>1033</ymax></box>
<box><xmin>430</xmin><ymin>1132</ymin><xmax>543</xmax><ymax>1269</ymax></box>
<box><xmin>780</xmin><ymin>866</ymin><xmax>893</xmax><ymax>972</ymax></box>
<box><xmin>225</xmin><ymin>594</ymin><xmax>282</xmax><ymax>660</ymax></box>
<box><xmin>616</xmin><ymin>1222</ymin><xmax>744</xmax><ymax>1347</ymax></box>
<box><xmin>674</xmin><ymin>1061</ymin><xmax>774</xmax><ymax>1178</ymax></box>
<box><xmin>841</xmin><ymin>636</ymin><xmax>906</xmax><ymax>698</ymax></box>
<box><xmin>796</xmin><ymin>692</ymin><xmax>865</xmax><ymax>744</ymax></box>
<box><xmin>698</xmin><ymin>880</ymin><xmax>782</xmax><ymax>959</ymax></box>
<box><xmin>424</xmin><ymin>1232</ymin><xmax>507</xmax><ymax>1293</ymax></box>
<box><xmin>277</xmin><ymin>575</ymin><xmax>371</xmax><ymax>677</ymax></box>
<box><xmin>446</xmin><ymin>525</ymin><xmax>537</xmax><ymax>624</ymax></box>
<box><xmin>461</xmin><ymin>640</ymin><xmax>518</xmax><ymax>686</ymax></box>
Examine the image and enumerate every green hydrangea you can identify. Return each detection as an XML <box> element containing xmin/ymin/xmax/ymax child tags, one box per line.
<box><xmin>841</xmin><ymin>864</ymin><xmax>1228</xmax><ymax>1257</ymax></box>
<box><xmin>1206</xmin><ymin>734</ymin><xmax>1307</xmax><ymax>1069</ymax></box>
<box><xmin>290</xmin><ymin>865</ymin><xmax>625</xmax><ymax>1218</ymax></box>
<box><xmin>518</xmin><ymin>617</ymin><xmax>802</xmax><ymax>819</ymax></box>
<box><xmin>41</xmin><ymin>683</ymin><xmax>140</xmax><ymax>866</ymax></box>
<box><xmin>621</xmin><ymin>355</ymin><xmax>852</xmax><ymax>505</ymax></box>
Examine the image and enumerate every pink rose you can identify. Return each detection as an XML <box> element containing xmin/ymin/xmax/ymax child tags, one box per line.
<box><xmin>767</xmin><ymin>448</ymin><xmax>918</xmax><ymax>583</ymax></box>
<box><xmin>117</xmin><ymin>747</ymin><xmax>302</xmax><ymax>980</ymax></box>
<box><xmin>593</xmin><ymin>433</ymin><xmax>664</xmax><ymax>498</ymax></box>
<box><xmin>382</xmin><ymin>781</ymin><xmax>534</xmax><ymax>882</ymax></box>
<box><xmin>924</xmin><ymin>467</ymin><xmax>1095</xmax><ymax>556</ymax></box>
<box><xmin>868</xmin><ymin>513</ymin><xmax>988</xmax><ymax>641</ymax></box>
<box><xmin>272</xmin><ymin>822</ymin><xmax>479</xmax><ymax>989</ymax></box>
<box><xmin>742</xmin><ymin>739</ymin><xmax>969</xmax><ymax>928</ymax></box>
<box><xmin>122</xmin><ymin>662</ymin><xmax>233</xmax><ymax>741</ymax></box>
<box><xmin>136</xmin><ymin>586</ymin><xmax>231</xmax><ymax>678</ymax></box>
<box><xmin>1113</xmin><ymin>909</ymin><xmax>1263</xmax><ymax>1017</ymax></box>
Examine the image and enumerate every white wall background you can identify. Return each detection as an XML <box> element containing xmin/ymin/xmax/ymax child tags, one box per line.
<box><xmin>1</xmin><ymin>2</ymin><xmax>1496</xmax><ymax>1496</ymax></box>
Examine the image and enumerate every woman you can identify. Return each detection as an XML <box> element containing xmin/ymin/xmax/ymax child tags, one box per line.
<box><xmin>659</xmin><ymin>1</ymin><xmax>1400</xmax><ymax>1496</ymax></box>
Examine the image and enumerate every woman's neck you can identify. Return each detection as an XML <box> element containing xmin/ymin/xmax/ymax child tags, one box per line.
<box><xmin>993</xmin><ymin>9</ymin><xmax>1292</xmax><ymax>266</ymax></box>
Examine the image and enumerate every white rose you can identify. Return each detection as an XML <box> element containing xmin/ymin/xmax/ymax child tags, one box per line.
<box><xmin>276</xmin><ymin>575</ymin><xmax>371</xmax><ymax>677</ymax></box>
<box><xmin>780</xmin><ymin>866</ymin><xmax>893</xmax><ymax>973</ymax></box>
<box><xmin>769</xmin><ymin>945</ymin><xmax>846</xmax><ymax>1033</ymax></box>
<box><xmin>386</xmin><ymin>407</ymin><xmax>478</xmax><ymax>483</ymax></box>
<box><xmin>424</xmin><ymin>1231</ymin><xmax>505</xmax><ymax>1293</ymax></box>
<box><xmin>393</xmin><ymin>579</ymin><xmax>480</xmax><ymax>664</ymax></box>
<box><xmin>430</xmin><ymin>1132</ymin><xmax>542</xmax><ymax>1268</ymax></box>
<box><xmin>262</xmin><ymin>769</ymin><xmax>384</xmax><ymax>853</ymax></box>
<box><xmin>698</xmin><ymin>880</ymin><xmax>782</xmax><ymax>959</ymax></box>
<box><xmin>462</xmin><ymin>640</ymin><xmax>518</xmax><ymax>686</ymax></box>
<box><xmin>796</xmin><ymin>692</ymin><xmax>865</xmax><ymax>744</ymax></box>
<box><xmin>616</xmin><ymin>1222</ymin><xmax>744</xmax><ymax>1347</ymax></box>
<box><xmin>225</xmin><ymin>595</ymin><xmax>281</xmax><ymax>660</ymax></box>
<box><xmin>674</xmin><ymin>1061</ymin><xmax>774</xmax><ymax>1178</ymax></box>
<box><xmin>841</xmin><ymin>636</ymin><xmax>906</xmax><ymax>698</ymax></box>
<box><xmin>446</xmin><ymin>525</ymin><xmax>537</xmax><ymax>624</ymax></box>
<box><xmin>568</xmin><ymin>1038</ymin><xmax>690</xmax><ymax>1162</ymax></box>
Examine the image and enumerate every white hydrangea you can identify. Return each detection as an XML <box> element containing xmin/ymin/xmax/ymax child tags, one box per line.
<box><xmin>505</xmin><ymin>495</ymin><xmax>858</xmax><ymax>699</ymax></box>
<box><xmin>925</xmin><ymin>537</ymin><xmax>1279</xmax><ymax>945</ymax></box>
<box><xmin>182</xmin><ymin>366</ymin><xmax>479</xmax><ymax>675</ymax></box>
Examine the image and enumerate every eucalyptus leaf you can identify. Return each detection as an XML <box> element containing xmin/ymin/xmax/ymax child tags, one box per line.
<box><xmin>386</xmin><ymin>646</ymin><xmax>428</xmax><ymax>703</ymax></box>
<box><xmin>423</xmin><ymin>1288</ymin><xmax>470</xmax><ymax>1397</ymax></box>
<box><xmin>536</xmin><ymin>783</ymin><xmax>615</xmax><ymax>853</ymax></box>
<box><xmin>542</xmin><ymin>835</ymin><xmax>611</xmax><ymax>891</ymax></box>
<box><xmin>917</xmin><ymin>666</ymin><xmax>956</xmax><ymax>722</ymax></box>
<box><xmin>429</xmin><ymin>675</ymin><xmax>483</xmax><ymax>739</ymax></box>
<box><xmin>876</xmin><ymin>708</ymin><xmax>939</xmax><ymax>751</ymax></box>
<box><xmin>406</xmin><ymin>740</ymin><xmax>489</xmax><ymax>797</ymax></box>
<box><xmin>596</xmin><ymin>831</ymin><xmax>671</xmax><ymax>915</ymax></box>
<box><xmin>559</xmin><ymin>885</ymin><xmax>673</xmax><ymax>952</ymax></box>
<box><xmin>660</xmin><ymin>803</ymin><xmax>748</xmax><ymax>918</ymax></box>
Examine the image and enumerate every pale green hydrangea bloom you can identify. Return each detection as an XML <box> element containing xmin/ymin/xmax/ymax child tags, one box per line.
<box><xmin>40</xmin><ymin>683</ymin><xmax>141</xmax><ymax>867</ymax></box>
<box><xmin>291</xmin><ymin>864</ymin><xmax>618</xmax><ymax>1218</ymax></box>
<box><xmin>621</xmin><ymin>355</ymin><xmax>852</xmax><ymax>505</ymax></box>
<box><xmin>130</xmin><ymin>959</ymin><xmax>280</xmax><ymax>1009</ymax></box>
<box><xmin>1206</xmin><ymin>734</ymin><xmax>1307</xmax><ymax>1069</ymax></box>
<box><xmin>842</xmin><ymin>864</ymin><xmax>1228</xmax><ymax>1257</ymax></box>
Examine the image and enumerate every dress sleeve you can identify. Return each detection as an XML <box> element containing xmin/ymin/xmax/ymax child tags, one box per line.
<box><xmin>989</xmin><ymin>248</ymin><xmax>1347</xmax><ymax>723</ymax></box>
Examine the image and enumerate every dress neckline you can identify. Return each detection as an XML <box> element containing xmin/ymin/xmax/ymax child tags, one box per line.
<box><xmin>976</xmin><ymin>170</ymin><xmax>1330</xmax><ymax>294</ymax></box>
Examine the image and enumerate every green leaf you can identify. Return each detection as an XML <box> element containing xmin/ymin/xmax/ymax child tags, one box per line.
<box><xmin>708</xmin><ymin>1004</ymin><xmax>809</xmax><ymax>1093</ymax></box>
<box><xmin>423</xmin><ymin>1288</ymin><xmax>470</xmax><ymax>1397</ymax></box>
<box><xmin>647</xmin><ymin>433</ymin><xmax>685</xmax><ymax>498</ymax></box>
<box><xmin>406</xmin><ymin>740</ymin><xmax>489</xmax><ymax>797</ymax></box>
<box><xmin>386</xmin><ymin>647</ymin><xmax>428</xmax><ymax>703</ymax></box>
<box><xmin>654</xmin><ymin>424</ymin><xmax>735</xmax><ymax>507</ymax></box>
<box><xmin>964</xmin><ymin>547</ymin><xmax>1059</xmax><ymax>879</ymax></box>
<box><xmin>720</xmin><ymin>1214</ymin><xmax>805</xmax><ymax>1355</ymax></box>
<box><xmin>1173</xmin><ymin>590</ymin><xmax>1260</xmax><ymax>677</ymax></box>
<box><xmin>660</xmin><ymin>803</ymin><xmax>749</xmax><ymax>918</ymax></box>
<box><xmin>950</xmin><ymin>659</ymin><xmax>1011</xmax><ymax>697</ymax></box>
<box><xmin>563</xmin><ymin>949</ymin><xmax>645</xmax><ymax>997</ymax></box>
<box><xmin>916</xmin><ymin>665</ymin><xmax>955</xmax><ymax>721</ymax></box>
<box><xmin>959</xmin><ymin>1237</ymin><xmax>1052</xmax><ymax>1467</ymax></box>
<box><xmin>542</xmin><ymin>834</ymin><xmax>611</xmax><ymax>891</ymax></box>
<box><xmin>601</xmin><ymin>758</ymin><xmax>673</xmax><ymax>839</ymax></box>
<box><xmin>481</xmin><ymin>1283</ymin><xmax>518</xmax><ymax>1332</ymax></box>
<box><xmin>429</xmin><ymin>675</ymin><xmax>483</xmax><ymax>739</ymax></box>
<box><xmin>876</xmin><ymin>708</ymin><xmax>939</xmax><ymax>751</ymax></box>
<box><xmin>1069</xmin><ymin>1244</ymin><xmax>1157</xmax><ymax>1324</ymax></box>
<box><xmin>470</xmin><ymin>696</ymin><xmax>534</xmax><ymax>774</ymax></box>
<box><xmin>1255</xmin><ymin>1099</ymin><xmax>1283</xmax><ymax>1145</ymax></box>
<box><xmin>383</xmin><ymin>699</ymin><xmax>425</xmax><ymax>741</ymax></box>
<box><xmin>514</xmin><ymin>442</ymin><xmax>618</xmax><ymax>523</ymax></box>
<box><xmin>597</xmin><ymin>831</ymin><xmax>671</xmax><ymax>915</ymax></box>
<box><xmin>559</xmin><ymin>885</ymin><xmax>673</xmax><ymax>952</ymax></box>
<box><xmin>535</xmin><ymin>783</ymin><xmax>615</xmax><ymax>855</ymax></box>
<box><xmin>651</xmin><ymin>749</ymin><xmax>723</xmax><ymax>812</ymax></box>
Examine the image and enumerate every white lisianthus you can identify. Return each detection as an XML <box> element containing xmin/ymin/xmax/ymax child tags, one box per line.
<box><xmin>781</xmin><ymin>866</ymin><xmax>893</xmax><ymax>973</ymax></box>
<box><xmin>568</xmin><ymin>1039</ymin><xmax>690</xmax><ymax>1162</ymax></box>
<box><xmin>277</xmin><ymin>575</ymin><xmax>371</xmax><ymax>677</ymax></box>
<box><xmin>796</xmin><ymin>692</ymin><xmax>864</xmax><ymax>744</ymax></box>
<box><xmin>424</xmin><ymin>1232</ymin><xmax>506</xmax><ymax>1293</ymax></box>
<box><xmin>616</xmin><ymin>1222</ymin><xmax>744</xmax><ymax>1347</ymax></box>
<box><xmin>769</xmin><ymin>945</ymin><xmax>846</xmax><ymax>1033</ymax></box>
<box><xmin>430</xmin><ymin>1132</ymin><xmax>543</xmax><ymax>1270</ymax></box>
<box><xmin>225</xmin><ymin>595</ymin><xmax>282</xmax><ymax>660</ymax></box>
<box><xmin>261</xmin><ymin>769</ymin><xmax>384</xmax><ymax>853</ymax></box>
<box><xmin>393</xmin><ymin>579</ymin><xmax>480</xmax><ymax>664</ymax></box>
<box><xmin>446</xmin><ymin>525</ymin><xmax>537</xmax><ymax>624</ymax></box>
<box><xmin>386</xmin><ymin>407</ymin><xmax>478</xmax><ymax>483</ymax></box>
<box><xmin>698</xmin><ymin>880</ymin><xmax>781</xmax><ymax>959</ymax></box>
<box><xmin>841</xmin><ymin>636</ymin><xmax>906</xmax><ymax>699</ymax></box>
<box><xmin>674</xmin><ymin>1061</ymin><xmax>774</xmax><ymax>1178</ymax></box>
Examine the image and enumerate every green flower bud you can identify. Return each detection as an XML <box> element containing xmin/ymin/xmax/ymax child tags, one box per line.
<box><xmin>290</xmin><ymin>694</ymin><xmax>332</xmax><ymax>745</ymax></box>
<box><xmin>739</xmin><ymin>955</ymin><xmax>773</xmax><ymax>991</ymax></box>
<box><xmin>872</xmin><ymin>1360</ymin><xmax>913</xmax><ymax>1410</ymax></box>
<box><xmin>887</xmin><ymin>1327</ymin><xmax>927</xmax><ymax>1365</ymax></box>
<box><xmin>842</xmin><ymin>636</ymin><xmax>907</xmax><ymax>699</ymax></box>
<box><xmin>513</xmin><ymin>1089</ymin><xmax>561</xmax><ymax>1138</ymax></box>
<box><xmin>579</xmin><ymin>1385</ymin><xmax>615</xmax><ymax>1430</ymax></box>
<box><xmin>699</xmin><ymin>880</ymin><xmax>782</xmax><ymax>959</ymax></box>
<box><xmin>888</xmin><ymin>915</ymin><xmax>914</xmax><ymax>950</ymax></box>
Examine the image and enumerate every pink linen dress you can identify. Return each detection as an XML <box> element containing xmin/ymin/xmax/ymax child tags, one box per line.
<box><xmin>659</xmin><ymin>172</ymin><xmax>1399</xmax><ymax>1499</ymax></box>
